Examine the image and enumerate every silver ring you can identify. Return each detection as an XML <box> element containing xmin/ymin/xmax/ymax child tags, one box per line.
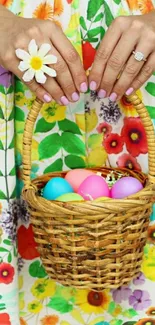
<box><xmin>132</xmin><ymin>51</ymin><xmax>147</xmax><ymax>62</ymax></box>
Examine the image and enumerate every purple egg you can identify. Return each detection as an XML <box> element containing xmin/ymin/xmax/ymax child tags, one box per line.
<box><xmin>78</xmin><ymin>175</ymin><xmax>110</xmax><ymax>200</ymax></box>
<box><xmin>111</xmin><ymin>176</ymin><xmax>143</xmax><ymax>199</ymax></box>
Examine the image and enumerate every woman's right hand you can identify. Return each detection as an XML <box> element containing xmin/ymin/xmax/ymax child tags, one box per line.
<box><xmin>0</xmin><ymin>10</ymin><xmax>87</xmax><ymax>104</ymax></box>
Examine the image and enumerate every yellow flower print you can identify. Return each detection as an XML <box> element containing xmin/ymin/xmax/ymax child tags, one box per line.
<box><xmin>41</xmin><ymin>315</ymin><xmax>59</xmax><ymax>325</ymax></box>
<box><xmin>33</xmin><ymin>2</ymin><xmax>53</xmax><ymax>20</ymax></box>
<box><xmin>18</xmin><ymin>276</ymin><xmax>23</xmax><ymax>290</ymax></box>
<box><xmin>75</xmin><ymin>289</ymin><xmax>110</xmax><ymax>314</ymax></box>
<box><xmin>127</xmin><ymin>0</ymin><xmax>139</xmax><ymax>10</ymax></box>
<box><xmin>119</xmin><ymin>90</ymin><xmax>142</xmax><ymax>117</ymax></box>
<box><xmin>31</xmin><ymin>278</ymin><xmax>56</xmax><ymax>299</ymax></box>
<box><xmin>41</xmin><ymin>102</ymin><xmax>66</xmax><ymax>123</ymax></box>
<box><xmin>27</xmin><ymin>300</ymin><xmax>43</xmax><ymax>314</ymax></box>
<box><xmin>19</xmin><ymin>292</ymin><xmax>25</xmax><ymax>311</ymax></box>
<box><xmin>0</xmin><ymin>92</ymin><xmax>13</xmax><ymax>119</ymax></box>
<box><xmin>54</xmin><ymin>0</ymin><xmax>64</xmax><ymax>15</ymax></box>
<box><xmin>138</xmin><ymin>0</ymin><xmax>154</xmax><ymax>14</ymax></box>
<box><xmin>142</xmin><ymin>246</ymin><xmax>155</xmax><ymax>281</ymax></box>
<box><xmin>15</xmin><ymin>91</ymin><xmax>35</xmax><ymax>110</ymax></box>
<box><xmin>75</xmin><ymin>109</ymin><xmax>98</xmax><ymax>132</ymax></box>
<box><xmin>88</xmin><ymin>147</ymin><xmax>107</xmax><ymax>167</ymax></box>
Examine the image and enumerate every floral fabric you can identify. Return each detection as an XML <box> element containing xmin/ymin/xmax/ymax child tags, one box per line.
<box><xmin>0</xmin><ymin>0</ymin><xmax>155</xmax><ymax>324</ymax></box>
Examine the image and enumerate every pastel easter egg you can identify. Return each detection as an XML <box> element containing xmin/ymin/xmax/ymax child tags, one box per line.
<box><xmin>42</xmin><ymin>177</ymin><xmax>73</xmax><ymax>200</ymax></box>
<box><xmin>78</xmin><ymin>175</ymin><xmax>110</xmax><ymax>200</ymax></box>
<box><xmin>65</xmin><ymin>169</ymin><xmax>95</xmax><ymax>192</ymax></box>
<box><xmin>111</xmin><ymin>176</ymin><xmax>143</xmax><ymax>199</ymax></box>
<box><xmin>55</xmin><ymin>193</ymin><xmax>83</xmax><ymax>202</ymax></box>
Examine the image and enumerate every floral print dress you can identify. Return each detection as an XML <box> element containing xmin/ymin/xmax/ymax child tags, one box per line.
<box><xmin>0</xmin><ymin>0</ymin><xmax>155</xmax><ymax>324</ymax></box>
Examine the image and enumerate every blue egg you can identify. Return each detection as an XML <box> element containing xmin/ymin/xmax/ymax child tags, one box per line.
<box><xmin>42</xmin><ymin>177</ymin><xmax>74</xmax><ymax>200</ymax></box>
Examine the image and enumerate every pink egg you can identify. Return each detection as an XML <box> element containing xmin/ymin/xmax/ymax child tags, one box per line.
<box><xmin>111</xmin><ymin>176</ymin><xmax>143</xmax><ymax>199</ymax></box>
<box><xmin>65</xmin><ymin>169</ymin><xmax>95</xmax><ymax>192</ymax></box>
<box><xmin>78</xmin><ymin>175</ymin><xmax>110</xmax><ymax>200</ymax></box>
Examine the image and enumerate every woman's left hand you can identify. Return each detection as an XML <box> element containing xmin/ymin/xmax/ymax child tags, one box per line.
<box><xmin>89</xmin><ymin>11</ymin><xmax>155</xmax><ymax>101</ymax></box>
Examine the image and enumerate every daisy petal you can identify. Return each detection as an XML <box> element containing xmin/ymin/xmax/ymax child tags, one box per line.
<box><xmin>18</xmin><ymin>61</ymin><xmax>30</xmax><ymax>72</ymax></box>
<box><xmin>43</xmin><ymin>54</ymin><xmax>57</xmax><ymax>65</ymax></box>
<box><xmin>28</xmin><ymin>39</ymin><xmax>38</xmax><ymax>56</ymax></box>
<box><xmin>38</xmin><ymin>43</ymin><xmax>51</xmax><ymax>57</ymax></box>
<box><xmin>15</xmin><ymin>49</ymin><xmax>30</xmax><ymax>61</ymax></box>
<box><xmin>42</xmin><ymin>65</ymin><xmax>57</xmax><ymax>77</ymax></box>
<box><xmin>35</xmin><ymin>70</ymin><xmax>47</xmax><ymax>84</ymax></box>
<box><xmin>22</xmin><ymin>69</ymin><xmax>35</xmax><ymax>82</ymax></box>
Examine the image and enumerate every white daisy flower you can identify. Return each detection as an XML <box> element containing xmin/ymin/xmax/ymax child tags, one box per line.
<box><xmin>15</xmin><ymin>39</ymin><xmax>57</xmax><ymax>84</ymax></box>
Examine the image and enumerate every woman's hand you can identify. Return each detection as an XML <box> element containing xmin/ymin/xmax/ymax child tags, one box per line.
<box><xmin>89</xmin><ymin>11</ymin><xmax>155</xmax><ymax>101</ymax></box>
<box><xmin>0</xmin><ymin>6</ymin><xmax>87</xmax><ymax>104</ymax></box>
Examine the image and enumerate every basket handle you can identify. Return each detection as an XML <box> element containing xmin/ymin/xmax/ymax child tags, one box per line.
<box><xmin>22</xmin><ymin>94</ymin><xmax>155</xmax><ymax>189</ymax></box>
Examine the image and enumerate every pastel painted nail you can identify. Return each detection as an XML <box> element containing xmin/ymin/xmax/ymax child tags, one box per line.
<box><xmin>60</xmin><ymin>96</ymin><xmax>69</xmax><ymax>106</ymax></box>
<box><xmin>109</xmin><ymin>92</ymin><xmax>117</xmax><ymax>102</ymax></box>
<box><xmin>90</xmin><ymin>81</ymin><xmax>97</xmax><ymax>91</ymax></box>
<box><xmin>80</xmin><ymin>82</ymin><xmax>88</xmax><ymax>93</ymax></box>
<box><xmin>43</xmin><ymin>94</ymin><xmax>52</xmax><ymax>103</ymax></box>
<box><xmin>125</xmin><ymin>87</ymin><xmax>134</xmax><ymax>96</ymax></box>
<box><xmin>98</xmin><ymin>89</ymin><xmax>106</xmax><ymax>99</ymax></box>
<box><xmin>72</xmin><ymin>92</ymin><xmax>80</xmax><ymax>102</ymax></box>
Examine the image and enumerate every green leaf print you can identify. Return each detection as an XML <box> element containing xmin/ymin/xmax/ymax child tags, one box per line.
<box><xmin>7</xmin><ymin>85</ymin><xmax>14</xmax><ymax>94</ymax></box>
<box><xmin>9</xmin><ymin>166</ymin><xmax>16</xmax><ymax>176</ymax></box>
<box><xmin>0</xmin><ymin>190</ymin><xmax>7</xmax><ymax>200</ymax></box>
<box><xmin>146</xmin><ymin>106</ymin><xmax>155</xmax><ymax>118</ymax></box>
<box><xmin>39</xmin><ymin>133</ymin><xmax>61</xmax><ymax>160</ymax></box>
<box><xmin>47</xmin><ymin>297</ymin><xmax>73</xmax><ymax>313</ymax></box>
<box><xmin>80</xmin><ymin>16</ymin><xmax>87</xmax><ymax>30</ymax></box>
<box><xmin>103</xmin><ymin>0</ymin><xmax>114</xmax><ymax>26</ymax></box>
<box><xmin>10</xmin><ymin>186</ymin><xmax>16</xmax><ymax>199</ymax></box>
<box><xmin>58</xmin><ymin>119</ymin><xmax>81</xmax><ymax>135</ymax></box>
<box><xmin>100</xmin><ymin>26</ymin><xmax>105</xmax><ymax>39</ymax></box>
<box><xmin>0</xmin><ymin>170</ymin><xmax>3</xmax><ymax>176</ymax></box>
<box><xmin>8</xmin><ymin>137</ymin><xmax>14</xmax><ymax>149</ymax></box>
<box><xmin>0</xmin><ymin>85</ymin><xmax>5</xmax><ymax>94</ymax></box>
<box><xmin>15</xmin><ymin>106</ymin><xmax>25</xmax><ymax>121</ymax></box>
<box><xmin>87</xmin><ymin>0</ymin><xmax>104</xmax><ymax>21</ymax></box>
<box><xmin>29</xmin><ymin>260</ymin><xmax>47</xmax><ymax>278</ymax></box>
<box><xmin>34</xmin><ymin>118</ymin><xmax>56</xmax><ymax>133</ymax></box>
<box><xmin>3</xmin><ymin>239</ymin><xmax>12</xmax><ymax>246</ymax></box>
<box><xmin>7</xmin><ymin>252</ymin><xmax>12</xmax><ymax>263</ymax></box>
<box><xmin>15</xmin><ymin>79</ymin><xmax>26</xmax><ymax>93</ymax></box>
<box><xmin>0</xmin><ymin>106</ymin><xmax>4</xmax><ymax>119</ymax></box>
<box><xmin>85</xmin><ymin>37</ymin><xmax>99</xmax><ymax>43</ymax></box>
<box><xmin>122</xmin><ymin>309</ymin><xmax>138</xmax><ymax>318</ymax></box>
<box><xmin>8</xmin><ymin>109</ymin><xmax>14</xmax><ymax>121</ymax></box>
<box><xmin>123</xmin><ymin>322</ymin><xmax>137</xmax><ymax>325</ymax></box>
<box><xmin>88</xmin><ymin>27</ymin><xmax>102</xmax><ymax>38</ymax></box>
<box><xmin>0</xmin><ymin>247</ymin><xmax>9</xmax><ymax>252</ymax></box>
<box><xmin>94</xmin><ymin>12</ymin><xmax>104</xmax><ymax>22</ymax></box>
<box><xmin>61</xmin><ymin>132</ymin><xmax>85</xmax><ymax>156</ymax></box>
<box><xmin>65</xmin><ymin>155</ymin><xmax>86</xmax><ymax>169</ymax></box>
<box><xmin>43</xmin><ymin>158</ymin><xmax>63</xmax><ymax>174</ymax></box>
<box><xmin>145</xmin><ymin>82</ymin><xmax>155</xmax><ymax>96</ymax></box>
<box><xmin>0</xmin><ymin>304</ymin><xmax>6</xmax><ymax>311</ymax></box>
<box><xmin>0</xmin><ymin>140</ymin><xmax>4</xmax><ymax>150</ymax></box>
<box><xmin>72</xmin><ymin>0</ymin><xmax>79</xmax><ymax>9</ymax></box>
<box><xmin>113</xmin><ymin>0</ymin><xmax>121</xmax><ymax>4</ymax></box>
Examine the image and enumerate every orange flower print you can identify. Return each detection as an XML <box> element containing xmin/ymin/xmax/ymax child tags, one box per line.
<box><xmin>138</xmin><ymin>0</ymin><xmax>154</xmax><ymax>14</ymax></box>
<box><xmin>148</xmin><ymin>225</ymin><xmax>155</xmax><ymax>244</ymax></box>
<box><xmin>20</xmin><ymin>318</ymin><xmax>28</xmax><ymax>325</ymax></box>
<box><xmin>127</xmin><ymin>0</ymin><xmax>139</xmax><ymax>10</ymax></box>
<box><xmin>0</xmin><ymin>0</ymin><xmax>13</xmax><ymax>7</ymax></box>
<box><xmin>146</xmin><ymin>307</ymin><xmax>155</xmax><ymax>317</ymax></box>
<box><xmin>33</xmin><ymin>3</ymin><xmax>53</xmax><ymax>20</ymax></box>
<box><xmin>40</xmin><ymin>315</ymin><xmax>59</xmax><ymax>325</ymax></box>
<box><xmin>136</xmin><ymin>318</ymin><xmax>155</xmax><ymax>325</ymax></box>
<box><xmin>54</xmin><ymin>0</ymin><xmax>64</xmax><ymax>15</ymax></box>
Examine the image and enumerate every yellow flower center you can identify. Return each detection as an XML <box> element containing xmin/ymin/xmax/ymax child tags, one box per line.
<box><xmin>2</xmin><ymin>270</ymin><xmax>8</xmax><ymax>277</ymax></box>
<box><xmin>131</xmin><ymin>132</ymin><xmax>138</xmax><ymax>141</ymax></box>
<box><xmin>30</xmin><ymin>57</ymin><xmax>43</xmax><ymax>70</ymax></box>
<box><xmin>111</xmin><ymin>141</ymin><xmax>117</xmax><ymax>147</ymax></box>
<box><xmin>152</xmin><ymin>232</ymin><xmax>155</xmax><ymax>238</ymax></box>
<box><xmin>145</xmin><ymin>322</ymin><xmax>152</xmax><ymax>325</ymax></box>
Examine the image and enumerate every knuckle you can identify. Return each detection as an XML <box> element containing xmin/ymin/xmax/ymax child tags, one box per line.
<box><xmin>27</xmin><ymin>25</ymin><xmax>41</xmax><ymax>38</ymax></box>
<box><xmin>14</xmin><ymin>36</ymin><xmax>28</xmax><ymax>49</ymax></box>
<box><xmin>125</xmin><ymin>64</ymin><xmax>136</xmax><ymax>76</ymax></box>
<box><xmin>141</xmin><ymin>64</ymin><xmax>153</xmax><ymax>77</ymax></box>
<box><xmin>114</xmin><ymin>85</ymin><xmax>124</xmax><ymax>95</ymax></box>
<box><xmin>108</xmin><ymin>55</ymin><xmax>122</xmax><ymax>70</ymax></box>
<box><xmin>131</xmin><ymin>19</ymin><xmax>144</xmax><ymax>31</ymax></box>
<box><xmin>96</xmin><ymin>48</ymin><xmax>109</xmax><ymax>62</ymax></box>
<box><xmin>64</xmin><ymin>83</ymin><xmax>74</xmax><ymax>93</ymax></box>
<box><xmin>54</xmin><ymin>59</ymin><xmax>67</xmax><ymax>73</ymax></box>
<box><xmin>114</xmin><ymin>16</ymin><xmax>127</xmax><ymax>29</ymax></box>
<box><xmin>66</xmin><ymin>49</ymin><xmax>79</xmax><ymax>63</ymax></box>
<box><xmin>133</xmin><ymin>78</ymin><xmax>142</xmax><ymax>89</ymax></box>
<box><xmin>148</xmin><ymin>31</ymin><xmax>155</xmax><ymax>43</ymax></box>
<box><xmin>101</xmin><ymin>79</ymin><xmax>112</xmax><ymax>90</ymax></box>
<box><xmin>2</xmin><ymin>49</ymin><xmax>14</xmax><ymax>64</ymax></box>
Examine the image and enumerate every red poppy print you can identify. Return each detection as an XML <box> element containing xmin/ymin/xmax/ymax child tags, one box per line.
<box><xmin>0</xmin><ymin>263</ymin><xmax>14</xmax><ymax>285</ymax></box>
<box><xmin>117</xmin><ymin>153</ymin><xmax>141</xmax><ymax>171</ymax></box>
<box><xmin>67</xmin><ymin>0</ymin><xmax>73</xmax><ymax>3</ymax></box>
<box><xmin>18</xmin><ymin>225</ymin><xmax>40</xmax><ymax>260</ymax></box>
<box><xmin>103</xmin><ymin>133</ymin><xmax>124</xmax><ymax>154</ymax></box>
<box><xmin>82</xmin><ymin>42</ymin><xmax>96</xmax><ymax>71</ymax></box>
<box><xmin>97</xmin><ymin>122</ymin><xmax>112</xmax><ymax>136</ymax></box>
<box><xmin>0</xmin><ymin>313</ymin><xmax>11</xmax><ymax>325</ymax></box>
<box><xmin>121</xmin><ymin>117</ymin><xmax>148</xmax><ymax>157</ymax></box>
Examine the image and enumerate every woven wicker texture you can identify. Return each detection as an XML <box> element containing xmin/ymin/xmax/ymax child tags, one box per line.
<box><xmin>22</xmin><ymin>94</ymin><xmax>155</xmax><ymax>290</ymax></box>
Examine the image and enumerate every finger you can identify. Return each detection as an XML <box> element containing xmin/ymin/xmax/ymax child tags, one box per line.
<box><xmin>98</xmin><ymin>28</ymin><xmax>139</xmax><ymax>98</ymax></box>
<box><xmin>112</xmin><ymin>41</ymin><xmax>153</xmax><ymax>101</ymax></box>
<box><xmin>49</xmin><ymin>23</ymin><xmax>88</xmax><ymax>93</ymax></box>
<box><xmin>89</xmin><ymin>17</ymin><xmax>128</xmax><ymax>91</ymax></box>
<box><xmin>43</xmin><ymin>76</ymin><xmax>70</xmax><ymax>105</ymax></box>
<box><xmin>128</xmin><ymin>53</ymin><xmax>155</xmax><ymax>93</ymax></box>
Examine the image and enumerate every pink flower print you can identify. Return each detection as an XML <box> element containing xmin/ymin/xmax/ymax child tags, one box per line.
<box><xmin>129</xmin><ymin>290</ymin><xmax>151</xmax><ymax>311</ymax></box>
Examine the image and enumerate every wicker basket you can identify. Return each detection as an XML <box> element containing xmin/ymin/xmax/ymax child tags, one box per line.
<box><xmin>22</xmin><ymin>93</ymin><xmax>155</xmax><ymax>291</ymax></box>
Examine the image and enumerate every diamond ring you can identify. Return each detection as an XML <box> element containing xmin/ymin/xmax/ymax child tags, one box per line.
<box><xmin>132</xmin><ymin>51</ymin><xmax>147</xmax><ymax>62</ymax></box>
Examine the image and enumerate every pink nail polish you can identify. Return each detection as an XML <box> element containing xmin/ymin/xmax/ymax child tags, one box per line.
<box><xmin>109</xmin><ymin>92</ymin><xmax>117</xmax><ymax>102</ymax></box>
<box><xmin>125</xmin><ymin>87</ymin><xmax>134</xmax><ymax>96</ymax></box>
<box><xmin>72</xmin><ymin>92</ymin><xmax>80</xmax><ymax>102</ymax></box>
<box><xmin>43</xmin><ymin>94</ymin><xmax>52</xmax><ymax>103</ymax></box>
<box><xmin>80</xmin><ymin>82</ymin><xmax>88</xmax><ymax>93</ymax></box>
<box><xmin>60</xmin><ymin>96</ymin><xmax>69</xmax><ymax>106</ymax></box>
<box><xmin>90</xmin><ymin>81</ymin><xmax>97</xmax><ymax>91</ymax></box>
<box><xmin>98</xmin><ymin>89</ymin><xmax>106</xmax><ymax>99</ymax></box>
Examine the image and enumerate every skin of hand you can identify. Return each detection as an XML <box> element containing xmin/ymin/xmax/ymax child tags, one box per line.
<box><xmin>89</xmin><ymin>11</ymin><xmax>155</xmax><ymax>102</ymax></box>
<box><xmin>0</xmin><ymin>5</ymin><xmax>88</xmax><ymax>104</ymax></box>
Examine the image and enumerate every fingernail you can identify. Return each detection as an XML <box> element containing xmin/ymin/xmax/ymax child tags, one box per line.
<box><xmin>80</xmin><ymin>82</ymin><xmax>88</xmax><ymax>93</ymax></box>
<box><xmin>43</xmin><ymin>94</ymin><xmax>52</xmax><ymax>103</ymax></box>
<box><xmin>60</xmin><ymin>96</ymin><xmax>69</xmax><ymax>106</ymax></box>
<box><xmin>90</xmin><ymin>81</ymin><xmax>97</xmax><ymax>91</ymax></box>
<box><xmin>109</xmin><ymin>92</ymin><xmax>117</xmax><ymax>102</ymax></box>
<box><xmin>125</xmin><ymin>87</ymin><xmax>134</xmax><ymax>96</ymax></box>
<box><xmin>72</xmin><ymin>92</ymin><xmax>80</xmax><ymax>102</ymax></box>
<box><xmin>98</xmin><ymin>89</ymin><xmax>106</xmax><ymax>99</ymax></box>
